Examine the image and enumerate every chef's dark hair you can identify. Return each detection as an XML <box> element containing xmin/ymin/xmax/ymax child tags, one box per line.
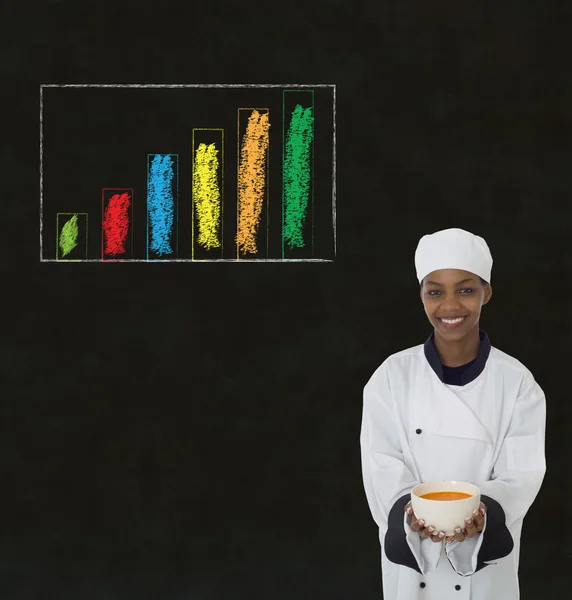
<box><xmin>420</xmin><ymin>276</ymin><xmax>489</xmax><ymax>287</ymax></box>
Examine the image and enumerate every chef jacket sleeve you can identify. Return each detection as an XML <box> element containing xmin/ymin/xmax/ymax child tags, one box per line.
<box><xmin>473</xmin><ymin>372</ymin><xmax>546</xmax><ymax>572</ymax></box>
<box><xmin>360</xmin><ymin>362</ymin><xmax>441</xmax><ymax>575</ymax></box>
<box><xmin>402</xmin><ymin>500</ymin><xmax>444</xmax><ymax>573</ymax></box>
<box><xmin>444</xmin><ymin>512</ymin><xmax>487</xmax><ymax>576</ymax></box>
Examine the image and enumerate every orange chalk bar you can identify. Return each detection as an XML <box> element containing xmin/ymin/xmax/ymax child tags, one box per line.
<box><xmin>236</xmin><ymin>108</ymin><xmax>270</xmax><ymax>258</ymax></box>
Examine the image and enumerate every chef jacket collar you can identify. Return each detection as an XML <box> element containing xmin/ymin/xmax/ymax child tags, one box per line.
<box><xmin>424</xmin><ymin>328</ymin><xmax>491</xmax><ymax>385</ymax></box>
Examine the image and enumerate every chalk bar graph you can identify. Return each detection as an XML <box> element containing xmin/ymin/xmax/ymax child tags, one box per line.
<box><xmin>40</xmin><ymin>84</ymin><xmax>336</xmax><ymax>262</ymax></box>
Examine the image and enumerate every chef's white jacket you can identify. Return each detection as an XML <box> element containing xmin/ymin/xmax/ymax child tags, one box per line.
<box><xmin>360</xmin><ymin>329</ymin><xmax>546</xmax><ymax>600</ymax></box>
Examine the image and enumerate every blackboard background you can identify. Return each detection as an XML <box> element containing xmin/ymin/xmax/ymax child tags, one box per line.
<box><xmin>4</xmin><ymin>1</ymin><xmax>569</xmax><ymax>598</ymax></box>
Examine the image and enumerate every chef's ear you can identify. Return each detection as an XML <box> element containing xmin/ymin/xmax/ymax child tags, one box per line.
<box><xmin>482</xmin><ymin>283</ymin><xmax>493</xmax><ymax>305</ymax></box>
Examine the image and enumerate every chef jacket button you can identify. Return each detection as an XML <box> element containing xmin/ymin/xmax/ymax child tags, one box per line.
<box><xmin>455</xmin><ymin>585</ymin><xmax>461</xmax><ymax>590</ymax></box>
<box><xmin>416</xmin><ymin>428</ymin><xmax>422</xmax><ymax>434</ymax></box>
<box><xmin>420</xmin><ymin>582</ymin><xmax>426</xmax><ymax>588</ymax></box>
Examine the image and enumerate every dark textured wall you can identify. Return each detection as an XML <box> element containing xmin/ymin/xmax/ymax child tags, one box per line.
<box><xmin>4</xmin><ymin>1</ymin><xmax>568</xmax><ymax>598</ymax></box>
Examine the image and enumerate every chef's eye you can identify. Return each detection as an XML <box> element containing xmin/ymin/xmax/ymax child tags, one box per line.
<box><xmin>427</xmin><ymin>288</ymin><xmax>473</xmax><ymax>296</ymax></box>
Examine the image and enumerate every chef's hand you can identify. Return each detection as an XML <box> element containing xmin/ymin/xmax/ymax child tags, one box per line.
<box><xmin>404</xmin><ymin>502</ymin><xmax>447</xmax><ymax>543</ymax></box>
<box><xmin>445</xmin><ymin>502</ymin><xmax>487</xmax><ymax>544</ymax></box>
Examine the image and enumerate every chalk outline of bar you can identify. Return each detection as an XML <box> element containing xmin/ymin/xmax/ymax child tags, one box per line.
<box><xmin>282</xmin><ymin>89</ymin><xmax>315</xmax><ymax>259</ymax></box>
<box><xmin>40</xmin><ymin>84</ymin><xmax>335</xmax><ymax>262</ymax></box>
<box><xmin>191</xmin><ymin>128</ymin><xmax>224</xmax><ymax>260</ymax></box>
<box><xmin>236</xmin><ymin>108</ymin><xmax>270</xmax><ymax>260</ymax></box>
<box><xmin>101</xmin><ymin>188</ymin><xmax>134</xmax><ymax>261</ymax></box>
<box><xmin>146</xmin><ymin>153</ymin><xmax>179</xmax><ymax>260</ymax></box>
<box><xmin>55</xmin><ymin>212</ymin><xmax>88</xmax><ymax>261</ymax></box>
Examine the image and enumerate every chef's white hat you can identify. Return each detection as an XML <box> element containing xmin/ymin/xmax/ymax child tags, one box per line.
<box><xmin>415</xmin><ymin>228</ymin><xmax>493</xmax><ymax>284</ymax></box>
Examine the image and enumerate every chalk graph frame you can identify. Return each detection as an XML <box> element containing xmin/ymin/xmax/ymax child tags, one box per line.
<box><xmin>39</xmin><ymin>84</ymin><xmax>337</xmax><ymax>263</ymax></box>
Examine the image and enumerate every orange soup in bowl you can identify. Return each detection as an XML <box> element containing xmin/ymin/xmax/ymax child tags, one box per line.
<box><xmin>420</xmin><ymin>491</ymin><xmax>473</xmax><ymax>501</ymax></box>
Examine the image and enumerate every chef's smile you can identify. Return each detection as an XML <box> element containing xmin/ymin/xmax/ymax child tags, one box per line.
<box><xmin>438</xmin><ymin>316</ymin><xmax>468</xmax><ymax>329</ymax></box>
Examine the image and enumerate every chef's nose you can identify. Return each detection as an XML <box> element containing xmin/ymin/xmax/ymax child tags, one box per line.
<box><xmin>440</xmin><ymin>294</ymin><xmax>463</xmax><ymax>311</ymax></box>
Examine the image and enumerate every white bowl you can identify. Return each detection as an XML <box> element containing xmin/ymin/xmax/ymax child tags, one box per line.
<box><xmin>410</xmin><ymin>480</ymin><xmax>481</xmax><ymax>537</ymax></box>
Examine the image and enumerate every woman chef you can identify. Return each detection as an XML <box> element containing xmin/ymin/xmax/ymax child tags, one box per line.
<box><xmin>360</xmin><ymin>228</ymin><xmax>546</xmax><ymax>600</ymax></box>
